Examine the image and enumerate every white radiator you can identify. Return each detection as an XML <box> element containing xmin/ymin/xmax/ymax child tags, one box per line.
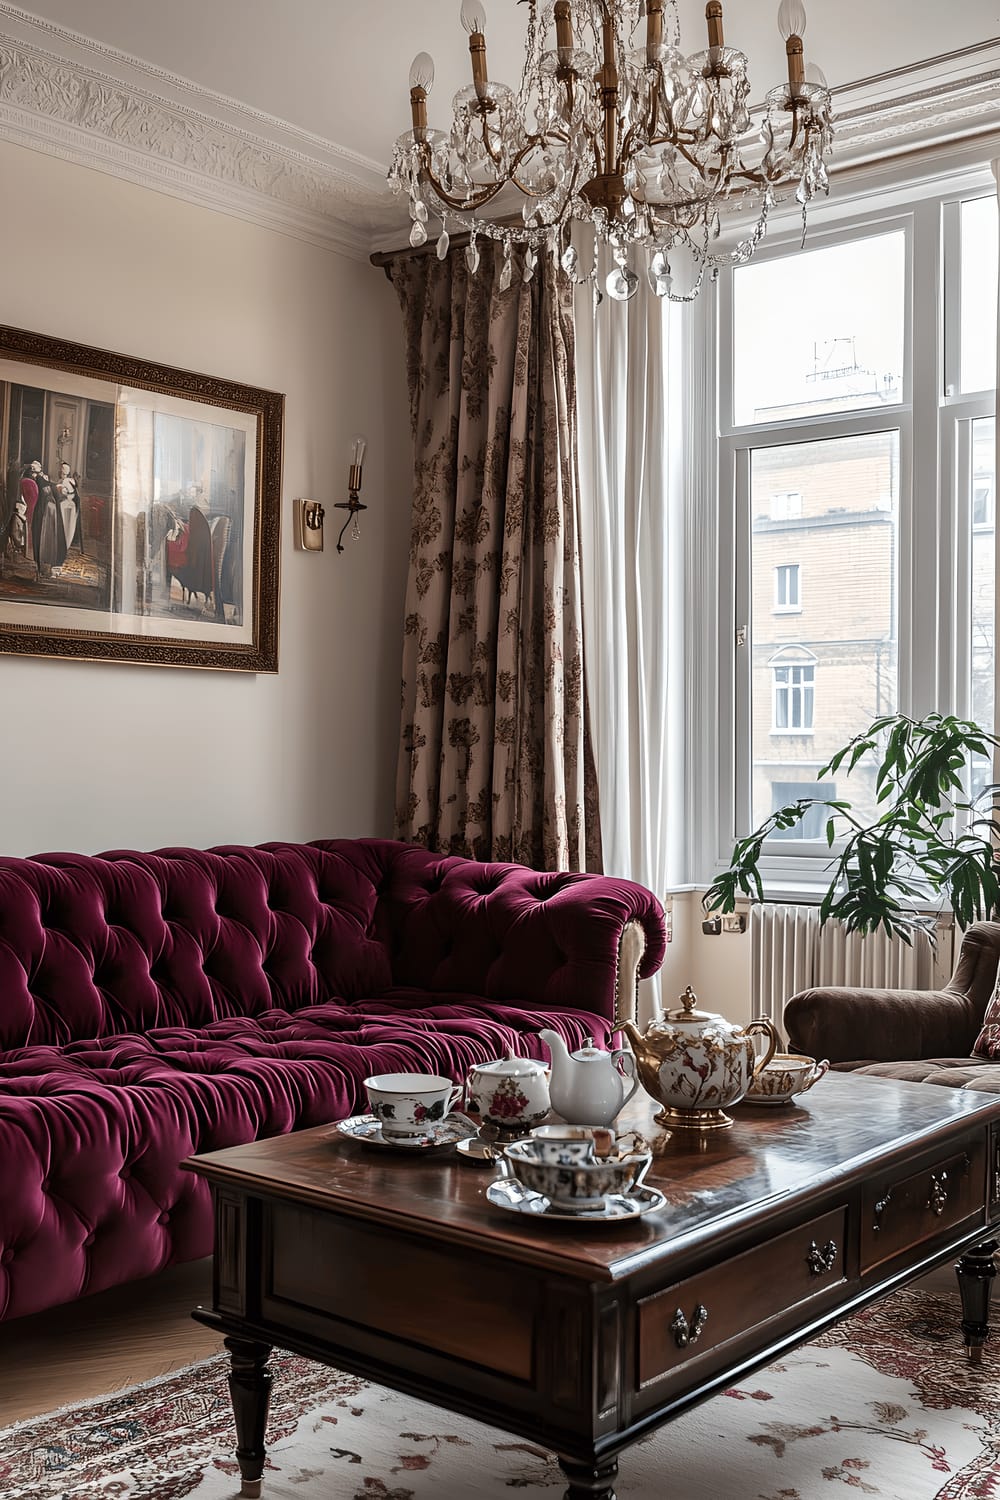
<box><xmin>749</xmin><ymin>904</ymin><xmax>954</xmax><ymax>1033</ymax></box>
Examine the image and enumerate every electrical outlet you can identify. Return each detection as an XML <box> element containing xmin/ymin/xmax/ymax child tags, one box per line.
<box><xmin>723</xmin><ymin>913</ymin><xmax>747</xmax><ymax>934</ymax></box>
<box><xmin>664</xmin><ymin>899</ymin><xmax>673</xmax><ymax>943</ymax></box>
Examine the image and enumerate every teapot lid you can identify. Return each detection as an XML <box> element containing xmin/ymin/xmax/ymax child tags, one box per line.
<box><xmin>472</xmin><ymin>1047</ymin><xmax>545</xmax><ymax>1077</ymax></box>
<box><xmin>661</xmin><ymin>985</ymin><xmax>719</xmax><ymax>1024</ymax></box>
<box><xmin>570</xmin><ymin>1036</ymin><xmax>608</xmax><ymax>1062</ymax></box>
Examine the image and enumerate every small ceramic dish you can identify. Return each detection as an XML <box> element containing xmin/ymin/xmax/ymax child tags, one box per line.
<box><xmin>486</xmin><ymin>1177</ymin><xmax>666</xmax><ymax>1223</ymax></box>
<box><xmin>335</xmin><ymin>1112</ymin><xmax>478</xmax><ymax>1152</ymax></box>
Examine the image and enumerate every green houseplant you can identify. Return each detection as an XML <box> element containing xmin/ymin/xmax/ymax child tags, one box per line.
<box><xmin>704</xmin><ymin>713</ymin><xmax>1000</xmax><ymax>942</ymax></box>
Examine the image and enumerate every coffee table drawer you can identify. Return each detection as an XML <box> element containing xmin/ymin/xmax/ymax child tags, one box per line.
<box><xmin>861</xmin><ymin>1137</ymin><xmax>984</xmax><ymax>1272</ymax></box>
<box><xmin>637</xmin><ymin>1205</ymin><xmax>847</xmax><ymax>1389</ymax></box>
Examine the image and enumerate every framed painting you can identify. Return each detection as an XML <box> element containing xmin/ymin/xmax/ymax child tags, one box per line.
<box><xmin>0</xmin><ymin>325</ymin><xmax>283</xmax><ymax>671</ymax></box>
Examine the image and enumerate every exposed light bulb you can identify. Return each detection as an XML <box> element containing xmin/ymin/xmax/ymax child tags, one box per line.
<box><xmin>805</xmin><ymin>61</ymin><xmax>827</xmax><ymax>87</ymax></box>
<box><xmin>409</xmin><ymin>51</ymin><xmax>435</xmax><ymax>92</ymax></box>
<box><xmin>460</xmin><ymin>0</ymin><xmax>487</xmax><ymax>34</ymax></box>
<box><xmin>350</xmin><ymin>435</ymin><xmax>367</xmax><ymax>470</ymax></box>
<box><xmin>777</xmin><ymin>0</ymin><xmax>808</xmax><ymax>40</ymax></box>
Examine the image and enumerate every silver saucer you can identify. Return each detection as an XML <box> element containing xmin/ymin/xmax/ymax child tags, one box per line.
<box><xmin>486</xmin><ymin>1176</ymin><xmax>666</xmax><ymax>1223</ymax></box>
<box><xmin>336</xmin><ymin>1113</ymin><xmax>478</xmax><ymax>1153</ymax></box>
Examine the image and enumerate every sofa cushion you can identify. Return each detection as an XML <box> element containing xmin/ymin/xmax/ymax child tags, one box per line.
<box><xmin>972</xmin><ymin>965</ymin><xmax>1000</xmax><ymax>1059</ymax></box>
<box><xmin>849</xmin><ymin>1057</ymin><xmax>1000</xmax><ymax>1092</ymax></box>
<box><xmin>0</xmin><ymin>997</ymin><xmax>609</xmax><ymax>1322</ymax></box>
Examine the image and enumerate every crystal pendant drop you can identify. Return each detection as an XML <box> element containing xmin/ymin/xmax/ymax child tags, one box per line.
<box><xmin>436</xmin><ymin>229</ymin><xmax>450</xmax><ymax>260</ymax></box>
<box><xmin>560</xmin><ymin>244</ymin><xmax>579</xmax><ymax>277</ymax></box>
<box><xmin>409</xmin><ymin>220</ymin><xmax>428</xmax><ymax>248</ymax></box>
<box><xmin>499</xmin><ymin>250</ymin><xmax>513</xmax><ymax>292</ymax></box>
<box><xmin>523</xmin><ymin>248</ymin><xmax>537</xmax><ymax>283</ymax></box>
<box><xmin>606</xmin><ymin>264</ymin><xmax>639</xmax><ymax>301</ymax></box>
<box><xmin>466</xmin><ymin>239</ymin><xmax>481</xmax><ymax>273</ymax></box>
<box><xmin>593</xmin><ymin>281</ymin><xmax>604</xmax><ymax>310</ymax></box>
<box><xmin>409</xmin><ymin>198</ymin><xmax>429</xmax><ymax>223</ymax></box>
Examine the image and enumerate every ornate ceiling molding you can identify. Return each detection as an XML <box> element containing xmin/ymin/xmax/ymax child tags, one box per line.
<box><xmin>0</xmin><ymin>5</ymin><xmax>996</xmax><ymax>259</ymax></box>
<box><xmin>0</xmin><ymin>3</ymin><xmax>402</xmax><ymax>258</ymax></box>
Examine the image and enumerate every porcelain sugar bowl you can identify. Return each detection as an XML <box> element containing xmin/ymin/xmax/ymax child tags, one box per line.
<box><xmin>619</xmin><ymin>986</ymin><xmax>779</xmax><ymax>1133</ymax></box>
<box><xmin>465</xmin><ymin>1049</ymin><xmax>550</xmax><ymax>1139</ymax></box>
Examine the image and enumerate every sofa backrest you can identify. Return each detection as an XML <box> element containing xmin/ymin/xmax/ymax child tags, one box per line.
<box><xmin>0</xmin><ymin>841</ymin><xmax>396</xmax><ymax>1049</ymax></box>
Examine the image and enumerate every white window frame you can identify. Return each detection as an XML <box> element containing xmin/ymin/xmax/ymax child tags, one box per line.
<box><xmin>686</xmin><ymin>148</ymin><xmax>998</xmax><ymax>896</ymax></box>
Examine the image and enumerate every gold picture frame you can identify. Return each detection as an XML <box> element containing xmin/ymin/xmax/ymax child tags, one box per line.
<box><xmin>0</xmin><ymin>324</ymin><xmax>283</xmax><ymax>672</ymax></box>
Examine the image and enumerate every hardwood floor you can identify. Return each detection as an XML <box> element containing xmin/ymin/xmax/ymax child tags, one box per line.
<box><xmin>0</xmin><ymin>1255</ymin><xmax>963</xmax><ymax>1431</ymax></box>
<box><xmin>0</xmin><ymin>1259</ymin><xmax>222</xmax><ymax>1428</ymax></box>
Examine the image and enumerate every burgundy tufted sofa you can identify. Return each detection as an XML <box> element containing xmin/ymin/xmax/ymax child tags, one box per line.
<box><xmin>0</xmin><ymin>837</ymin><xmax>665</xmax><ymax>1323</ymax></box>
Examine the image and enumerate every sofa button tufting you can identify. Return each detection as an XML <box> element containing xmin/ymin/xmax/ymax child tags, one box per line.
<box><xmin>120</xmin><ymin>1167</ymin><xmax>131</xmax><ymax>1180</ymax></box>
<box><xmin>82</xmin><ymin>1233</ymin><xmax>95</xmax><ymax>1248</ymax></box>
<box><xmin>157</xmin><ymin>1211</ymin><xmax>170</xmax><ymax>1225</ymax></box>
<box><xmin>0</xmin><ymin>1249</ymin><xmax>14</xmax><ymax>1266</ymax></box>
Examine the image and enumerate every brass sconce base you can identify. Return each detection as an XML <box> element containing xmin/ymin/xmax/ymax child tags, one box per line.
<box><xmin>295</xmin><ymin>498</ymin><xmax>325</xmax><ymax>552</ymax></box>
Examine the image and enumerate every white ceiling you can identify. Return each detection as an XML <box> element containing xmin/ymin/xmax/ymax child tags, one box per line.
<box><xmin>15</xmin><ymin>0</ymin><xmax>1000</xmax><ymax>169</ymax></box>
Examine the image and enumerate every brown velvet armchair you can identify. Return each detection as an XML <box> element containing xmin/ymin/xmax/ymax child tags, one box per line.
<box><xmin>784</xmin><ymin>921</ymin><xmax>1000</xmax><ymax>1093</ymax></box>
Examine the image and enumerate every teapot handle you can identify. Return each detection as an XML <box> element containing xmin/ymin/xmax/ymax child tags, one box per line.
<box><xmin>612</xmin><ymin>1048</ymin><xmax>640</xmax><ymax>1112</ymax></box>
<box><xmin>742</xmin><ymin>1018</ymin><xmax>779</xmax><ymax>1080</ymax></box>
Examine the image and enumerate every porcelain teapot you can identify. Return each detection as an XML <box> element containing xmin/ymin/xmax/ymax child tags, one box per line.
<box><xmin>539</xmin><ymin>1029</ymin><xmax>639</xmax><ymax>1128</ymax></box>
<box><xmin>618</xmin><ymin>986</ymin><xmax>778</xmax><ymax>1133</ymax></box>
<box><xmin>465</xmin><ymin>1050</ymin><xmax>550</xmax><ymax>1137</ymax></box>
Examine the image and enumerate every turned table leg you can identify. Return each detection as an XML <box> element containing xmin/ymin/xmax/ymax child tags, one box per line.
<box><xmin>225</xmin><ymin>1335</ymin><xmax>273</xmax><ymax>1497</ymax></box>
<box><xmin>955</xmin><ymin>1238</ymin><xmax>997</xmax><ymax>1364</ymax></box>
<box><xmin>559</xmin><ymin>1455</ymin><xmax>619</xmax><ymax>1500</ymax></box>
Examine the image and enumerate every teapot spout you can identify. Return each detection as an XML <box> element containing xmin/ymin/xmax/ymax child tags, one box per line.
<box><xmin>618</xmin><ymin>1019</ymin><xmax>645</xmax><ymax>1055</ymax></box>
<box><xmin>539</xmin><ymin>1028</ymin><xmax>570</xmax><ymax>1066</ymax></box>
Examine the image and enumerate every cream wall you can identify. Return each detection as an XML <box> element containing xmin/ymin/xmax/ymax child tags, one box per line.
<box><xmin>0</xmin><ymin>139</ymin><xmax>410</xmax><ymax>856</ymax></box>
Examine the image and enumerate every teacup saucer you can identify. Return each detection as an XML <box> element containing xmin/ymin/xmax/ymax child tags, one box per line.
<box><xmin>486</xmin><ymin>1176</ymin><xmax>666</xmax><ymax>1223</ymax></box>
<box><xmin>336</xmin><ymin>1113</ymin><xmax>478</xmax><ymax>1152</ymax></box>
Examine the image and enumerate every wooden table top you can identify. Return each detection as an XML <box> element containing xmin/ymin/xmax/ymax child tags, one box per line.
<box><xmin>185</xmin><ymin>1073</ymin><xmax>1000</xmax><ymax>1284</ymax></box>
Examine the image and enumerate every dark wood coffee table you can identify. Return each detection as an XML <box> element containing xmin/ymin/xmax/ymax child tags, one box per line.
<box><xmin>187</xmin><ymin>1073</ymin><xmax>1000</xmax><ymax>1500</ymax></box>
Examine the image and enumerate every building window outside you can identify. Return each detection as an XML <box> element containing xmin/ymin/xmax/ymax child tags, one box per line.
<box><xmin>773</xmin><ymin>659</ymin><xmax>815</xmax><ymax>732</ymax></box>
<box><xmin>770</xmin><ymin>491</ymin><xmax>802</xmax><ymax>519</ymax></box>
<box><xmin>775</xmin><ymin>563</ymin><xmax>801</xmax><ymax>611</ymax></box>
<box><xmin>715</xmin><ymin>181</ymin><xmax>998</xmax><ymax>881</ymax></box>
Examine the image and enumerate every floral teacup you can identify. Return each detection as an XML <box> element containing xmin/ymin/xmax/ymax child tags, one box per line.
<box><xmin>364</xmin><ymin>1073</ymin><xmax>463</xmax><ymax>1138</ymax></box>
<box><xmin>743</xmin><ymin>1053</ymin><xmax>829</xmax><ymax>1106</ymax></box>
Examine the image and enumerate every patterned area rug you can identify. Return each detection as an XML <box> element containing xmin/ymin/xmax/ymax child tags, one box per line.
<box><xmin>2</xmin><ymin>1289</ymin><xmax>998</xmax><ymax>1500</ymax></box>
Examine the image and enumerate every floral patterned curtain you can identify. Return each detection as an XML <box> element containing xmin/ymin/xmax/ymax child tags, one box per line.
<box><xmin>387</xmin><ymin>241</ymin><xmax>601</xmax><ymax>872</ymax></box>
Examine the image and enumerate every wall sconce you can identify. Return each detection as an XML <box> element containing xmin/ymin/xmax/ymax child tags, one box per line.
<box><xmin>334</xmin><ymin>435</ymin><xmax>367</xmax><ymax>553</ymax></box>
<box><xmin>294</xmin><ymin>436</ymin><xmax>368</xmax><ymax>555</ymax></box>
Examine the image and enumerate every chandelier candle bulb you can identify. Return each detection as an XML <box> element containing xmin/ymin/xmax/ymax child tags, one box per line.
<box><xmin>408</xmin><ymin>51</ymin><xmax>434</xmax><ymax>136</ymax></box>
<box><xmin>461</xmin><ymin>0</ymin><xmax>490</xmax><ymax>99</ymax></box>
<box><xmin>705</xmin><ymin>1</ymin><xmax>725</xmax><ymax>52</ymax></box>
<box><xmin>555</xmin><ymin>0</ymin><xmax>575</xmax><ymax>56</ymax></box>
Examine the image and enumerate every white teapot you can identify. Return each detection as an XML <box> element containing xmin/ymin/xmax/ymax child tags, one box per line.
<box><xmin>539</xmin><ymin>1029</ymin><xmax>639</xmax><ymax>1128</ymax></box>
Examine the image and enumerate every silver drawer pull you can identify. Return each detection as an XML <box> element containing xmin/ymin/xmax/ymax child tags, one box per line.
<box><xmin>873</xmin><ymin>1189</ymin><xmax>892</xmax><ymax>1233</ymax></box>
<box><xmin>671</xmin><ymin>1303</ymin><xmax>709</xmax><ymax>1349</ymax></box>
<box><xmin>806</xmin><ymin>1239</ymin><xmax>838</xmax><ymax>1275</ymax></box>
<box><xmin>927</xmin><ymin>1171</ymin><xmax>949</xmax><ymax>1216</ymax></box>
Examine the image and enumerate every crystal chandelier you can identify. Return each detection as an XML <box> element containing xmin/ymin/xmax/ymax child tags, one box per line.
<box><xmin>389</xmin><ymin>0</ymin><xmax>834</xmax><ymax>302</ymax></box>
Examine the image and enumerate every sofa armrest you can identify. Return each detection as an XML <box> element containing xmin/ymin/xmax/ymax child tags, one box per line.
<box><xmin>355</xmin><ymin>840</ymin><xmax>667</xmax><ymax>1027</ymax></box>
<box><xmin>784</xmin><ymin>984</ymin><xmax>984</xmax><ymax>1065</ymax></box>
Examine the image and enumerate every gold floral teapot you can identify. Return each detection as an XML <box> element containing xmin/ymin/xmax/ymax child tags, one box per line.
<box><xmin>618</xmin><ymin>986</ymin><xmax>779</xmax><ymax>1133</ymax></box>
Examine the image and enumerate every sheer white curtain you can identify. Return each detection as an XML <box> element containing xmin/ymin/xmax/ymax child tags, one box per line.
<box><xmin>575</xmin><ymin>257</ymin><xmax>686</xmax><ymax>1019</ymax></box>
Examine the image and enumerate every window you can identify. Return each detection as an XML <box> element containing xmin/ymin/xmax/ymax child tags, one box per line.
<box><xmin>770</xmin><ymin>780</ymin><xmax>838</xmax><ymax>841</ymax></box>
<box><xmin>770</xmin><ymin>491</ymin><xmax>802</xmax><ymax>520</ymax></box>
<box><xmin>715</xmin><ymin>178</ymin><xmax>998</xmax><ymax>880</ymax></box>
<box><xmin>775</xmin><ymin>563</ymin><xmax>801</xmax><ymax>611</ymax></box>
<box><xmin>772</xmin><ymin>650</ymin><xmax>815</xmax><ymax>732</ymax></box>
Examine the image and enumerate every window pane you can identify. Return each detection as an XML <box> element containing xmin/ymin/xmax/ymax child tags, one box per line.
<box><xmin>751</xmin><ymin>432</ymin><xmax>900</xmax><ymax>834</ymax></box>
<box><xmin>733</xmin><ymin>233</ymin><xmax>906</xmax><ymax>426</ymax></box>
<box><xmin>961</xmin><ymin>197</ymin><xmax>999</xmax><ymax>396</ymax></box>
<box><xmin>972</xmin><ymin>416</ymin><xmax>995</xmax><ymax>740</ymax></box>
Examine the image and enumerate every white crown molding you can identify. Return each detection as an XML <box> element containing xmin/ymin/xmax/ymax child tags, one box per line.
<box><xmin>0</xmin><ymin>3</ymin><xmax>402</xmax><ymax>258</ymax></box>
<box><xmin>0</xmin><ymin>5</ymin><xmax>997</xmax><ymax>261</ymax></box>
